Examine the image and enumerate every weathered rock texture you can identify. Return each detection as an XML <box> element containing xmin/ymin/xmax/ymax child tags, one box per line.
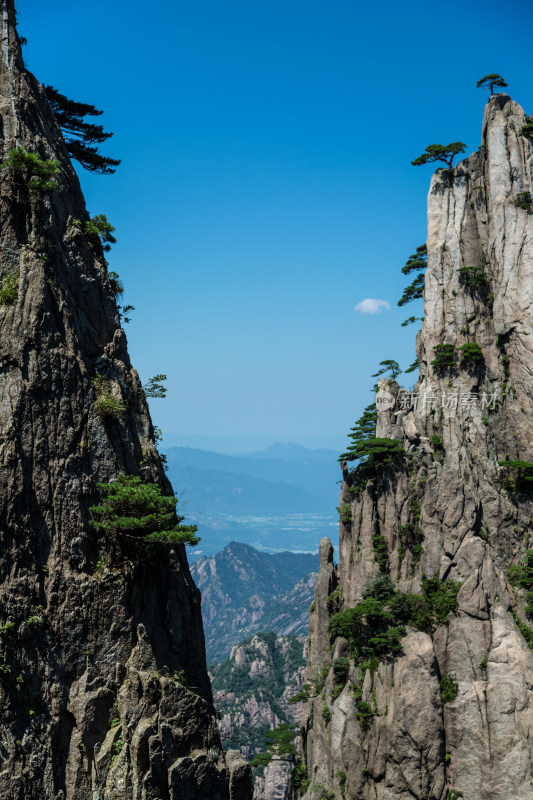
<box><xmin>210</xmin><ymin>632</ymin><xmax>306</xmax><ymax>800</ymax></box>
<box><xmin>0</xmin><ymin>3</ymin><xmax>251</xmax><ymax>799</ymax></box>
<box><xmin>298</xmin><ymin>94</ymin><xmax>533</xmax><ymax>800</ymax></box>
<box><xmin>192</xmin><ymin>541</ymin><xmax>316</xmax><ymax>663</ymax></box>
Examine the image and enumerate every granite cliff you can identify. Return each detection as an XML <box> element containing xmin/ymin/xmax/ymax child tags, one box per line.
<box><xmin>0</xmin><ymin>2</ymin><xmax>251</xmax><ymax>798</ymax></box>
<box><xmin>298</xmin><ymin>94</ymin><xmax>533</xmax><ymax>800</ymax></box>
<box><xmin>210</xmin><ymin>632</ymin><xmax>306</xmax><ymax>800</ymax></box>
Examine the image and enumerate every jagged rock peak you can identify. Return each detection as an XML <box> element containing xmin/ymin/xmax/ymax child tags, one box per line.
<box><xmin>298</xmin><ymin>95</ymin><xmax>533</xmax><ymax>800</ymax></box>
<box><xmin>0</xmin><ymin>3</ymin><xmax>252</xmax><ymax>798</ymax></box>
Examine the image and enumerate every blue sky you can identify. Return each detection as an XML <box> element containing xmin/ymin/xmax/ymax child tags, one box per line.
<box><xmin>21</xmin><ymin>0</ymin><xmax>533</xmax><ymax>451</ymax></box>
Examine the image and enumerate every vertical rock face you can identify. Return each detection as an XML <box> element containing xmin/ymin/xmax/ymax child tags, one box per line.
<box><xmin>0</xmin><ymin>3</ymin><xmax>252</xmax><ymax>799</ymax></box>
<box><xmin>299</xmin><ymin>95</ymin><xmax>533</xmax><ymax>800</ymax></box>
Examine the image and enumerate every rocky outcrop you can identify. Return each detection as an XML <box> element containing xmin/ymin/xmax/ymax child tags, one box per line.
<box><xmin>0</xmin><ymin>3</ymin><xmax>251</xmax><ymax>799</ymax></box>
<box><xmin>210</xmin><ymin>632</ymin><xmax>306</xmax><ymax>800</ymax></box>
<box><xmin>192</xmin><ymin>542</ymin><xmax>317</xmax><ymax>663</ymax></box>
<box><xmin>298</xmin><ymin>94</ymin><xmax>533</xmax><ymax>800</ymax></box>
<box><xmin>253</xmin><ymin>761</ymin><xmax>292</xmax><ymax>800</ymax></box>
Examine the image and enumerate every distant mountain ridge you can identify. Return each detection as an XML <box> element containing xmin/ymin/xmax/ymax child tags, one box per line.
<box><xmin>246</xmin><ymin>442</ymin><xmax>337</xmax><ymax>461</ymax></box>
<box><xmin>191</xmin><ymin>542</ymin><xmax>318</xmax><ymax>663</ymax></box>
<box><xmin>164</xmin><ymin>444</ymin><xmax>340</xmax><ymax>516</ymax></box>
<box><xmin>167</xmin><ymin>463</ymin><xmax>327</xmax><ymax>515</ymax></box>
<box><xmin>162</xmin><ymin>434</ymin><xmax>345</xmax><ymax>453</ymax></box>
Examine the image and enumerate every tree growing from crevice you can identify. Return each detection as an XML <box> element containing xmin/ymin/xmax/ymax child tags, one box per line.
<box><xmin>401</xmin><ymin>244</ymin><xmax>427</xmax><ymax>276</ymax></box>
<box><xmin>3</xmin><ymin>146</ymin><xmax>60</xmax><ymax>194</ymax></box>
<box><xmin>349</xmin><ymin>437</ymin><xmax>404</xmax><ymax>468</ymax></box>
<box><xmin>398</xmin><ymin>244</ymin><xmax>427</xmax><ymax>317</ymax></box>
<box><xmin>431</xmin><ymin>343</ymin><xmax>458</xmax><ymax>371</ymax></box>
<box><xmin>251</xmin><ymin>723</ymin><xmax>297</xmax><ymax>768</ymax></box>
<box><xmin>143</xmin><ymin>375</ymin><xmax>167</xmax><ymax>399</ymax></box>
<box><xmin>44</xmin><ymin>85</ymin><xmax>121</xmax><ymax>175</ymax></box>
<box><xmin>90</xmin><ymin>474</ymin><xmax>200</xmax><ymax>548</ymax></box>
<box><xmin>411</xmin><ymin>143</ymin><xmax>467</xmax><ymax>170</ymax></box>
<box><xmin>401</xmin><ymin>315</ymin><xmax>424</xmax><ymax>327</ymax></box>
<box><xmin>340</xmin><ymin>404</ymin><xmax>377</xmax><ymax>462</ymax></box>
<box><xmin>84</xmin><ymin>214</ymin><xmax>117</xmax><ymax>251</ymax></box>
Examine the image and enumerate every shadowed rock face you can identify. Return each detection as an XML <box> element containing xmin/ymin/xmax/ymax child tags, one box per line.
<box><xmin>0</xmin><ymin>2</ymin><xmax>251</xmax><ymax>798</ymax></box>
<box><xmin>299</xmin><ymin>95</ymin><xmax>533</xmax><ymax>800</ymax></box>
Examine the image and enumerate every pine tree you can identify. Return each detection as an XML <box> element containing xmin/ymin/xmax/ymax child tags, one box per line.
<box><xmin>143</xmin><ymin>375</ymin><xmax>167</xmax><ymax>399</ymax></box>
<box><xmin>401</xmin><ymin>316</ymin><xmax>423</xmax><ymax>327</ymax></box>
<box><xmin>339</xmin><ymin>404</ymin><xmax>377</xmax><ymax>462</ymax></box>
<box><xmin>398</xmin><ymin>273</ymin><xmax>425</xmax><ymax>307</ymax></box>
<box><xmin>401</xmin><ymin>244</ymin><xmax>427</xmax><ymax>275</ymax></box>
<box><xmin>84</xmin><ymin>214</ymin><xmax>117</xmax><ymax>251</ymax></box>
<box><xmin>251</xmin><ymin>723</ymin><xmax>298</xmax><ymax>767</ymax></box>
<box><xmin>476</xmin><ymin>74</ymin><xmax>508</xmax><ymax>95</ymax></box>
<box><xmin>371</xmin><ymin>360</ymin><xmax>402</xmax><ymax>381</ymax></box>
<box><xmin>90</xmin><ymin>475</ymin><xmax>200</xmax><ymax>546</ymax></box>
<box><xmin>346</xmin><ymin>437</ymin><xmax>404</xmax><ymax>467</ymax></box>
<box><xmin>398</xmin><ymin>244</ymin><xmax>427</xmax><ymax>315</ymax></box>
<box><xmin>44</xmin><ymin>85</ymin><xmax>121</xmax><ymax>175</ymax></box>
<box><xmin>411</xmin><ymin>143</ymin><xmax>467</xmax><ymax>169</ymax></box>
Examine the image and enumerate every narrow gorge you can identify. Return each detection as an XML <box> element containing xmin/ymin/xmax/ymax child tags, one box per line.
<box><xmin>2</xmin><ymin>3</ymin><xmax>532</xmax><ymax>800</ymax></box>
<box><xmin>298</xmin><ymin>94</ymin><xmax>533</xmax><ymax>800</ymax></box>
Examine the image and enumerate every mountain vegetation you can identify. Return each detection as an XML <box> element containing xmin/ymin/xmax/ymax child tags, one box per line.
<box><xmin>44</xmin><ymin>84</ymin><xmax>121</xmax><ymax>174</ymax></box>
<box><xmin>211</xmin><ymin>632</ymin><xmax>306</xmax><ymax>800</ymax></box>
<box><xmin>191</xmin><ymin>542</ymin><xmax>317</xmax><ymax>662</ymax></box>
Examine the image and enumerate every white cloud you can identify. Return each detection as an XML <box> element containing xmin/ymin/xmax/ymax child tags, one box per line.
<box><xmin>354</xmin><ymin>298</ymin><xmax>390</xmax><ymax>315</ymax></box>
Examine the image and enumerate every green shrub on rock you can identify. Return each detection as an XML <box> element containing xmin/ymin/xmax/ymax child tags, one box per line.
<box><xmin>332</xmin><ymin>657</ymin><xmax>350</xmax><ymax>686</ymax></box>
<box><xmin>0</xmin><ymin>272</ymin><xmax>18</xmax><ymax>306</ymax></box>
<box><xmin>355</xmin><ymin>698</ymin><xmax>374</xmax><ymax>731</ymax></box>
<box><xmin>499</xmin><ymin>460</ymin><xmax>533</xmax><ymax>494</ymax></box>
<box><xmin>372</xmin><ymin>533</ymin><xmax>389</xmax><ymax>571</ymax></box>
<box><xmin>421</xmin><ymin>574</ymin><xmax>462</xmax><ymax>624</ymax></box>
<box><xmin>458</xmin><ymin>342</ymin><xmax>483</xmax><ymax>364</ymax></box>
<box><xmin>91</xmin><ymin>376</ymin><xmax>126</xmax><ymax>420</ymax></box>
<box><xmin>440</xmin><ymin>673</ymin><xmax>459</xmax><ymax>703</ymax></box>
<box><xmin>514</xmin><ymin>191</ymin><xmax>533</xmax><ymax>210</ymax></box>
<box><xmin>3</xmin><ymin>146</ymin><xmax>60</xmax><ymax>192</ymax></box>
<box><xmin>507</xmin><ymin>550</ymin><xmax>533</xmax><ymax>615</ymax></box>
<box><xmin>431</xmin><ymin>344</ymin><xmax>457</xmax><ymax>371</ymax></box>
<box><xmin>457</xmin><ymin>265</ymin><xmax>488</xmax><ymax>286</ymax></box>
<box><xmin>329</xmin><ymin>574</ymin><xmax>462</xmax><ymax>662</ymax></box>
<box><xmin>522</xmin><ymin>116</ymin><xmax>533</xmax><ymax>136</ymax></box>
<box><xmin>328</xmin><ymin>597</ymin><xmax>405</xmax><ymax>662</ymax></box>
<box><xmin>90</xmin><ymin>474</ymin><xmax>200</xmax><ymax>546</ymax></box>
<box><xmin>339</xmin><ymin>503</ymin><xmax>352</xmax><ymax>524</ymax></box>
